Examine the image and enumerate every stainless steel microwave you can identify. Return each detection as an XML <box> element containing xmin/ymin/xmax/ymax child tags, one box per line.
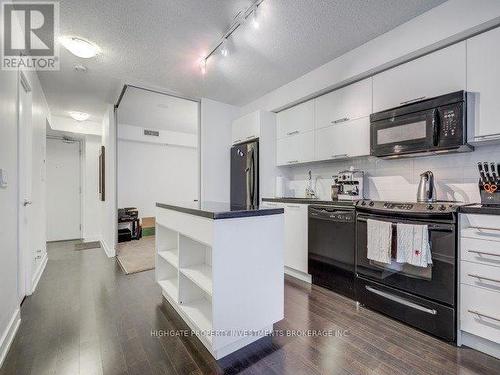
<box><xmin>370</xmin><ymin>91</ymin><xmax>473</xmax><ymax>158</ymax></box>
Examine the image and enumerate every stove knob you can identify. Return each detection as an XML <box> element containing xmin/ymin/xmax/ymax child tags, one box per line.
<box><xmin>369</xmin><ymin>201</ymin><xmax>375</xmax><ymax>207</ymax></box>
<box><xmin>427</xmin><ymin>204</ymin><xmax>434</xmax><ymax>210</ymax></box>
<box><xmin>439</xmin><ymin>205</ymin><xmax>446</xmax><ymax>211</ymax></box>
<box><xmin>361</xmin><ymin>201</ymin><xmax>366</xmax><ymax>206</ymax></box>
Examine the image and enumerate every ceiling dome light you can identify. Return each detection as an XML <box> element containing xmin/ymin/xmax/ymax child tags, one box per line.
<box><xmin>69</xmin><ymin>111</ymin><xmax>90</xmax><ymax>122</ymax></box>
<box><xmin>60</xmin><ymin>36</ymin><xmax>100</xmax><ymax>58</ymax></box>
<box><xmin>251</xmin><ymin>10</ymin><xmax>259</xmax><ymax>29</ymax></box>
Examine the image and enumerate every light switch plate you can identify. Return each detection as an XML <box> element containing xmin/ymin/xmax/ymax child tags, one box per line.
<box><xmin>0</xmin><ymin>169</ymin><xmax>7</xmax><ymax>188</ymax></box>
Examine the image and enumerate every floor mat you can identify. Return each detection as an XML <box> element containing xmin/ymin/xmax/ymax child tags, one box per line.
<box><xmin>74</xmin><ymin>241</ymin><xmax>101</xmax><ymax>250</ymax></box>
<box><xmin>116</xmin><ymin>236</ymin><xmax>155</xmax><ymax>274</ymax></box>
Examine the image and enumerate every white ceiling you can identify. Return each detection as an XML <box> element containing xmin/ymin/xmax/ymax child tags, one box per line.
<box><xmin>117</xmin><ymin>87</ymin><xmax>199</xmax><ymax>134</ymax></box>
<box><xmin>37</xmin><ymin>0</ymin><xmax>447</xmax><ymax>123</ymax></box>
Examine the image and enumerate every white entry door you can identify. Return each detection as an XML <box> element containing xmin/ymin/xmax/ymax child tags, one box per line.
<box><xmin>46</xmin><ymin>138</ymin><xmax>81</xmax><ymax>241</ymax></box>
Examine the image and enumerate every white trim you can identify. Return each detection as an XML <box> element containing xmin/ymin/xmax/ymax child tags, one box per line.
<box><xmin>0</xmin><ymin>309</ymin><xmax>21</xmax><ymax>369</ymax></box>
<box><xmin>100</xmin><ymin>240</ymin><xmax>115</xmax><ymax>258</ymax></box>
<box><xmin>284</xmin><ymin>266</ymin><xmax>312</xmax><ymax>283</ymax></box>
<box><xmin>30</xmin><ymin>252</ymin><xmax>48</xmax><ymax>295</ymax></box>
<box><xmin>461</xmin><ymin>331</ymin><xmax>500</xmax><ymax>359</ymax></box>
<box><xmin>83</xmin><ymin>236</ymin><xmax>101</xmax><ymax>243</ymax></box>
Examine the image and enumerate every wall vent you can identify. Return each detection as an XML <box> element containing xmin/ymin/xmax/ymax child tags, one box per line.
<box><xmin>144</xmin><ymin>129</ymin><xmax>160</xmax><ymax>137</ymax></box>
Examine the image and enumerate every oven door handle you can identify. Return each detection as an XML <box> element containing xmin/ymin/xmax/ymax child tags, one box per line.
<box><xmin>356</xmin><ymin>217</ymin><xmax>453</xmax><ymax>232</ymax></box>
<box><xmin>365</xmin><ymin>286</ymin><xmax>437</xmax><ymax>315</ymax></box>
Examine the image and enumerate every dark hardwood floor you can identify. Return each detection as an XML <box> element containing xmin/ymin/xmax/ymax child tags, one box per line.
<box><xmin>1</xmin><ymin>240</ymin><xmax>499</xmax><ymax>375</ymax></box>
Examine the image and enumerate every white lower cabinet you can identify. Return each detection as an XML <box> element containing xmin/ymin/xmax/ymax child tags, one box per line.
<box><xmin>459</xmin><ymin>213</ymin><xmax>500</xmax><ymax>359</ymax></box>
<box><xmin>315</xmin><ymin>117</ymin><xmax>370</xmax><ymax>161</ymax></box>
<box><xmin>261</xmin><ymin>201</ymin><xmax>309</xmax><ymax>278</ymax></box>
<box><xmin>276</xmin><ymin>131</ymin><xmax>314</xmax><ymax>166</ymax></box>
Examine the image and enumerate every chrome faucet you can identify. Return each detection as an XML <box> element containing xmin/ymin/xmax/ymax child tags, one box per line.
<box><xmin>305</xmin><ymin>170</ymin><xmax>317</xmax><ymax>198</ymax></box>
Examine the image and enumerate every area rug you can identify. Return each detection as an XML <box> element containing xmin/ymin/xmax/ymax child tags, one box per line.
<box><xmin>116</xmin><ymin>236</ymin><xmax>155</xmax><ymax>274</ymax></box>
<box><xmin>74</xmin><ymin>241</ymin><xmax>101</xmax><ymax>250</ymax></box>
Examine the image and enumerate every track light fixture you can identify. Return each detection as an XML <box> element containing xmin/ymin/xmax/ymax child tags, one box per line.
<box><xmin>199</xmin><ymin>0</ymin><xmax>264</xmax><ymax>74</ymax></box>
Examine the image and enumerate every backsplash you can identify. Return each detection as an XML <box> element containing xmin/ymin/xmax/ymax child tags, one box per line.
<box><xmin>280</xmin><ymin>145</ymin><xmax>500</xmax><ymax>203</ymax></box>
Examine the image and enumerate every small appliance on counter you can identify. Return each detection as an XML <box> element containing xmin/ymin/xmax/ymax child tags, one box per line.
<box><xmin>477</xmin><ymin>162</ymin><xmax>500</xmax><ymax>206</ymax></box>
<box><xmin>417</xmin><ymin>170</ymin><xmax>437</xmax><ymax>203</ymax></box>
<box><xmin>335</xmin><ymin>167</ymin><xmax>364</xmax><ymax>201</ymax></box>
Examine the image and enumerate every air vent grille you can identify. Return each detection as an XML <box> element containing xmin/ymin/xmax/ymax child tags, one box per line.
<box><xmin>144</xmin><ymin>129</ymin><xmax>160</xmax><ymax>137</ymax></box>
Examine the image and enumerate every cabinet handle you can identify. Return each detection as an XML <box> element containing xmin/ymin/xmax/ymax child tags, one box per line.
<box><xmin>286</xmin><ymin>204</ymin><xmax>301</xmax><ymax>208</ymax></box>
<box><xmin>468</xmin><ymin>310</ymin><xmax>500</xmax><ymax>323</ymax></box>
<box><xmin>286</xmin><ymin>130</ymin><xmax>299</xmax><ymax>136</ymax></box>
<box><xmin>287</xmin><ymin>160</ymin><xmax>299</xmax><ymax>164</ymax></box>
<box><xmin>468</xmin><ymin>250</ymin><xmax>500</xmax><ymax>257</ymax></box>
<box><xmin>331</xmin><ymin>154</ymin><xmax>348</xmax><ymax>159</ymax></box>
<box><xmin>400</xmin><ymin>96</ymin><xmax>426</xmax><ymax>105</ymax></box>
<box><xmin>332</xmin><ymin>117</ymin><xmax>349</xmax><ymax>124</ymax></box>
<box><xmin>468</xmin><ymin>274</ymin><xmax>500</xmax><ymax>284</ymax></box>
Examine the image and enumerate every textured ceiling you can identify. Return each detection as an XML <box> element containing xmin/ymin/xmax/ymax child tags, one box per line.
<box><xmin>117</xmin><ymin>87</ymin><xmax>198</xmax><ymax>134</ymax></box>
<box><xmin>36</xmin><ymin>0</ymin><xmax>447</xmax><ymax>123</ymax></box>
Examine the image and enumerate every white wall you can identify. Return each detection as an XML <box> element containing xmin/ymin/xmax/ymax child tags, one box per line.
<box><xmin>83</xmin><ymin>135</ymin><xmax>102</xmax><ymax>241</ymax></box>
<box><xmin>118</xmin><ymin>123</ymin><xmax>197</xmax><ymax>148</ymax></box>
<box><xmin>0</xmin><ymin>62</ymin><xmax>21</xmax><ymax>367</ymax></box>
<box><xmin>200</xmin><ymin>98</ymin><xmax>241</xmax><ymax>202</ymax></box>
<box><xmin>241</xmin><ymin>0</ymin><xmax>500</xmax><ymax>114</ymax></box>
<box><xmin>282</xmin><ymin>145</ymin><xmax>500</xmax><ymax>204</ymax></box>
<box><xmin>100</xmin><ymin>106</ymin><xmax>117</xmax><ymax>257</ymax></box>
<box><xmin>51</xmin><ymin>115</ymin><xmax>101</xmax><ymax>136</ymax></box>
<box><xmin>117</xmin><ymin>140</ymin><xmax>198</xmax><ymax>217</ymax></box>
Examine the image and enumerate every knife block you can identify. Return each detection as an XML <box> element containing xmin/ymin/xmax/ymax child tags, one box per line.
<box><xmin>479</xmin><ymin>181</ymin><xmax>500</xmax><ymax>206</ymax></box>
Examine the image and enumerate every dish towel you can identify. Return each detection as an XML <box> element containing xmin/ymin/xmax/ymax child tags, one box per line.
<box><xmin>396</xmin><ymin>223</ymin><xmax>432</xmax><ymax>267</ymax></box>
<box><xmin>367</xmin><ymin>219</ymin><xmax>393</xmax><ymax>264</ymax></box>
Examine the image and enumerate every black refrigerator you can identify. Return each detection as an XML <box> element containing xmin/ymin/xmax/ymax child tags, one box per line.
<box><xmin>230</xmin><ymin>140</ymin><xmax>259</xmax><ymax>207</ymax></box>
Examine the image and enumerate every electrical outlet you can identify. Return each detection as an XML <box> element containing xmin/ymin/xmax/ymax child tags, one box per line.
<box><xmin>0</xmin><ymin>169</ymin><xmax>7</xmax><ymax>188</ymax></box>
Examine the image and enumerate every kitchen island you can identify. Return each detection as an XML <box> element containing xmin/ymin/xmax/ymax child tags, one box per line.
<box><xmin>155</xmin><ymin>201</ymin><xmax>284</xmax><ymax>359</ymax></box>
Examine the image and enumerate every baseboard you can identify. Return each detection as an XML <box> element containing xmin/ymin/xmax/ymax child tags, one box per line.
<box><xmin>0</xmin><ymin>308</ymin><xmax>21</xmax><ymax>369</ymax></box>
<box><xmin>284</xmin><ymin>267</ymin><xmax>312</xmax><ymax>283</ymax></box>
<box><xmin>30</xmin><ymin>252</ymin><xmax>48</xmax><ymax>295</ymax></box>
<box><xmin>100</xmin><ymin>240</ymin><xmax>115</xmax><ymax>258</ymax></box>
<box><xmin>461</xmin><ymin>331</ymin><xmax>500</xmax><ymax>359</ymax></box>
<box><xmin>83</xmin><ymin>236</ymin><xmax>101</xmax><ymax>243</ymax></box>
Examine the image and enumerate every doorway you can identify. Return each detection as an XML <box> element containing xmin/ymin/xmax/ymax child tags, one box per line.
<box><xmin>114</xmin><ymin>86</ymin><xmax>200</xmax><ymax>274</ymax></box>
<box><xmin>17</xmin><ymin>72</ymin><xmax>32</xmax><ymax>303</ymax></box>
<box><xmin>46</xmin><ymin>137</ymin><xmax>82</xmax><ymax>241</ymax></box>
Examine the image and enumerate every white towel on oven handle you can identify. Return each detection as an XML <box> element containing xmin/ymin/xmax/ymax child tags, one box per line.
<box><xmin>396</xmin><ymin>223</ymin><xmax>432</xmax><ymax>267</ymax></box>
<box><xmin>367</xmin><ymin>219</ymin><xmax>392</xmax><ymax>264</ymax></box>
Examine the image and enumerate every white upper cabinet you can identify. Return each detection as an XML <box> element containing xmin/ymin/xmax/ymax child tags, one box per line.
<box><xmin>467</xmin><ymin>27</ymin><xmax>500</xmax><ymax>142</ymax></box>
<box><xmin>315</xmin><ymin>117</ymin><xmax>370</xmax><ymax>161</ymax></box>
<box><xmin>232</xmin><ymin>111</ymin><xmax>260</xmax><ymax>145</ymax></box>
<box><xmin>276</xmin><ymin>100</ymin><xmax>314</xmax><ymax>139</ymax></box>
<box><xmin>373</xmin><ymin>42</ymin><xmax>466</xmax><ymax>112</ymax></box>
<box><xmin>315</xmin><ymin>78</ymin><xmax>372</xmax><ymax>129</ymax></box>
<box><xmin>276</xmin><ymin>131</ymin><xmax>314</xmax><ymax>166</ymax></box>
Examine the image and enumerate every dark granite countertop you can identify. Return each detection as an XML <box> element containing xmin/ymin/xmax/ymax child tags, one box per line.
<box><xmin>262</xmin><ymin>197</ymin><xmax>357</xmax><ymax>206</ymax></box>
<box><xmin>156</xmin><ymin>201</ymin><xmax>284</xmax><ymax>220</ymax></box>
<box><xmin>459</xmin><ymin>204</ymin><xmax>500</xmax><ymax>215</ymax></box>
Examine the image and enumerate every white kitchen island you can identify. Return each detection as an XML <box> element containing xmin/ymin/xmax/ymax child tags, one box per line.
<box><xmin>155</xmin><ymin>201</ymin><xmax>284</xmax><ymax>359</ymax></box>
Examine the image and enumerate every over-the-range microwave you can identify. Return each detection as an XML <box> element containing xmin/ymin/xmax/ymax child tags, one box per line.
<box><xmin>370</xmin><ymin>91</ymin><xmax>473</xmax><ymax>158</ymax></box>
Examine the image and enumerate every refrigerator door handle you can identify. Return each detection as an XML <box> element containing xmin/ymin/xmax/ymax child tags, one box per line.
<box><xmin>249</xmin><ymin>147</ymin><xmax>255</xmax><ymax>206</ymax></box>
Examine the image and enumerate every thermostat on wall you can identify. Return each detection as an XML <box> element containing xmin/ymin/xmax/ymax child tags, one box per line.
<box><xmin>0</xmin><ymin>169</ymin><xmax>7</xmax><ymax>188</ymax></box>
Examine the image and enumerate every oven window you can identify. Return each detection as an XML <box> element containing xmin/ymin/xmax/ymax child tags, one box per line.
<box><xmin>377</xmin><ymin>121</ymin><xmax>427</xmax><ymax>145</ymax></box>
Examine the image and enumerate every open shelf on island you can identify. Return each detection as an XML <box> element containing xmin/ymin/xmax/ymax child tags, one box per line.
<box><xmin>158</xmin><ymin>249</ymin><xmax>179</xmax><ymax>268</ymax></box>
<box><xmin>158</xmin><ymin>278</ymin><xmax>178</xmax><ymax>302</ymax></box>
<box><xmin>180</xmin><ymin>264</ymin><xmax>212</xmax><ymax>296</ymax></box>
<box><xmin>180</xmin><ymin>298</ymin><xmax>212</xmax><ymax>336</ymax></box>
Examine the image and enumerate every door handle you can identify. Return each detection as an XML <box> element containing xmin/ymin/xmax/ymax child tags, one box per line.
<box><xmin>23</xmin><ymin>199</ymin><xmax>32</xmax><ymax>206</ymax></box>
<box><xmin>365</xmin><ymin>286</ymin><xmax>437</xmax><ymax>315</ymax></box>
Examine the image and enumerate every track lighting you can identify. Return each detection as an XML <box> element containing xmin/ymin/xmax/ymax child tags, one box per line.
<box><xmin>220</xmin><ymin>40</ymin><xmax>229</xmax><ymax>57</ymax></box>
<box><xmin>200</xmin><ymin>59</ymin><xmax>207</xmax><ymax>75</ymax></box>
<box><xmin>198</xmin><ymin>0</ymin><xmax>264</xmax><ymax>74</ymax></box>
<box><xmin>251</xmin><ymin>10</ymin><xmax>259</xmax><ymax>29</ymax></box>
